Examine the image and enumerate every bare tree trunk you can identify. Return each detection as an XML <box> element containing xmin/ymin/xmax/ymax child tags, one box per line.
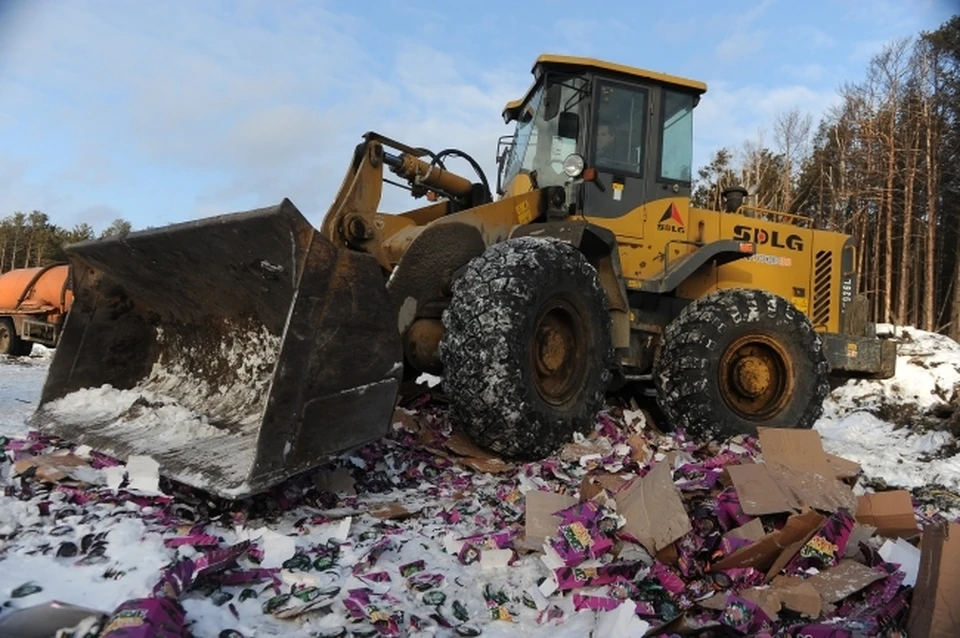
<box><xmin>921</xmin><ymin>50</ymin><xmax>940</xmax><ymax>332</ymax></box>
<box><xmin>775</xmin><ymin>109</ymin><xmax>812</xmax><ymax>211</ymax></box>
<box><xmin>882</xmin><ymin>124</ymin><xmax>896</xmax><ymax>324</ymax></box>
<box><xmin>898</xmin><ymin>127</ymin><xmax>919</xmax><ymax>325</ymax></box>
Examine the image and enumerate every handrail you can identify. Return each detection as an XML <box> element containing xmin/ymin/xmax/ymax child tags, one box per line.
<box><xmin>661</xmin><ymin>239</ymin><xmax>703</xmax><ymax>278</ymax></box>
<box><xmin>735</xmin><ymin>205</ymin><xmax>814</xmax><ymax>229</ymax></box>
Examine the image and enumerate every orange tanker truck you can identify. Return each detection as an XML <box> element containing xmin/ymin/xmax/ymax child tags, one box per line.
<box><xmin>0</xmin><ymin>263</ymin><xmax>73</xmax><ymax>356</ymax></box>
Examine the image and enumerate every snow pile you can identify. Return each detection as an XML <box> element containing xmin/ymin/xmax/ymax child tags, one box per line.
<box><xmin>817</xmin><ymin>327</ymin><xmax>960</xmax><ymax>494</ymax></box>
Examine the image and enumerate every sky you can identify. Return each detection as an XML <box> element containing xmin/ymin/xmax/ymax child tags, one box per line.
<box><xmin>0</xmin><ymin>0</ymin><xmax>956</xmax><ymax>234</ymax></box>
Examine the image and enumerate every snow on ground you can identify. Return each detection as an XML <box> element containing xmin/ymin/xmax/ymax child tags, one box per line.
<box><xmin>0</xmin><ymin>345</ymin><xmax>53</xmax><ymax>439</ymax></box>
<box><xmin>0</xmin><ymin>329</ymin><xmax>958</xmax><ymax>636</ymax></box>
<box><xmin>816</xmin><ymin>327</ymin><xmax>960</xmax><ymax>494</ymax></box>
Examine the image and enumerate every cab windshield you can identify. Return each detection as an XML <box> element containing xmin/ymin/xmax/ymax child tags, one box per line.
<box><xmin>501</xmin><ymin>75</ymin><xmax>589</xmax><ymax>190</ymax></box>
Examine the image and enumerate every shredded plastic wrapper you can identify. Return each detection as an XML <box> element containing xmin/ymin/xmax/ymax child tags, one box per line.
<box><xmin>1</xmin><ymin>389</ymin><xmax>958</xmax><ymax>637</ymax></box>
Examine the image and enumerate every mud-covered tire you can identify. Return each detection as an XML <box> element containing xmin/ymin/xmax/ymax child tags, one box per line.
<box><xmin>0</xmin><ymin>318</ymin><xmax>25</xmax><ymax>357</ymax></box>
<box><xmin>654</xmin><ymin>288</ymin><xmax>830</xmax><ymax>441</ymax></box>
<box><xmin>439</xmin><ymin>236</ymin><xmax>613</xmax><ymax>459</ymax></box>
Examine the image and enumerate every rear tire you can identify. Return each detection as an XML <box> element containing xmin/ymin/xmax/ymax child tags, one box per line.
<box><xmin>654</xmin><ymin>288</ymin><xmax>830</xmax><ymax>442</ymax></box>
<box><xmin>0</xmin><ymin>318</ymin><xmax>26</xmax><ymax>357</ymax></box>
<box><xmin>439</xmin><ymin>236</ymin><xmax>613</xmax><ymax>459</ymax></box>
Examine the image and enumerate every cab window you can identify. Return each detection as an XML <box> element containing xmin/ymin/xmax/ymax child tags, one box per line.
<box><xmin>501</xmin><ymin>76</ymin><xmax>588</xmax><ymax>190</ymax></box>
<box><xmin>659</xmin><ymin>90</ymin><xmax>694</xmax><ymax>183</ymax></box>
<box><xmin>594</xmin><ymin>81</ymin><xmax>648</xmax><ymax>175</ymax></box>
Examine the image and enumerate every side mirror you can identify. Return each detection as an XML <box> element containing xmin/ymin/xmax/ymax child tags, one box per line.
<box><xmin>557</xmin><ymin>112</ymin><xmax>579</xmax><ymax>140</ymax></box>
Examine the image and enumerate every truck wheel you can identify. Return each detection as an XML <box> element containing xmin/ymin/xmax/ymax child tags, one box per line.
<box><xmin>439</xmin><ymin>236</ymin><xmax>613</xmax><ymax>459</ymax></box>
<box><xmin>654</xmin><ymin>288</ymin><xmax>830</xmax><ymax>441</ymax></box>
<box><xmin>0</xmin><ymin>318</ymin><xmax>25</xmax><ymax>357</ymax></box>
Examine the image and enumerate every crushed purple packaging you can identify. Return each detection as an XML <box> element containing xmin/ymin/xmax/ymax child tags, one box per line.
<box><xmin>548</xmin><ymin>500</ymin><xmax>615</xmax><ymax>566</ymax></box>
<box><xmin>715</xmin><ymin>488</ymin><xmax>753</xmax><ymax>531</ymax></box>
<box><xmin>783</xmin><ymin>508</ymin><xmax>856</xmax><ymax>574</ymax></box>
<box><xmin>153</xmin><ymin>541</ymin><xmax>251</xmax><ymax>599</ymax></box>
<box><xmin>572</xmin><ymin>593</ymin><xmax>621</xmax><ymax>612</ymax></box>
<box><xmin>716</xmin><ymin>595</ymin><xmax>773</xmax><ymax>635</ymax></box>
<box><xmin>552</xmin><ymin>561</ymin><xmax>640</xmax><ymax>591</ymax></box>
<box><xmin>97</xmin><ymin>597</ymin><xmax>189</xmax><ymax>638</ymax></box>
<box><xmin>649</xmin><ymin>562</ymin><xmax>686</xmax><ymax>595</ymax></box>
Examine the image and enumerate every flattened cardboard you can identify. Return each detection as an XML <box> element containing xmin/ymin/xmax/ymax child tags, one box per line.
<box><xmin>711</xmin><ymin>509</ymin><xmax>825</xmax><ymax>573</ymax></box>
<box><xmin>724</xmin><ymin>518</ymin><xmax>765</xmax><ymax>542</ymax></box>
<box><xmin>768</xmin><ymin>462</ymin><xmax>859</xmax><ymax>515</ymax></box>
<box><xmin>579</xmin><ymin>472</ymin><xmax>628</xmax><ymax>502</ymax></box>
<box><xmin>444</xmin><ymin>431</ymin><xmax>512</xmax><ymax>474</ymax></box>
<box><xmin>806</xmin><ymin>559</ymin><xmax>886</xmax><ymax>603</ymax></box>
<box><xmin>826</xmin><ymin>453</ymin><xmax>862</xmax><ymax>480</ymax></box>
<box><xmin>391</xmin><ymin>407</ymin><xmax>421</xmax><ymax>433</ymax></box>
<box><xmin>765</xmin><ymin>530</ymin><xmax>820</xmax><ymax>581</ymax></box>
<box><xmin>726</xmin><ymin>463</ymin><xmax>801</xmax><ymax>515</ymax></box>
<box><xmin>906</xmin><ymin>522</ymin><xmax>960</xmax><ymax>638</ymax></box>
<box><xmin>627</xmin><ymin>433</ymin><xmax>653</xmax><ymax>465</ymax></box>
<box><xmin>758</xmin><ymin>428</ymin><xmax>833</xmax><ymax>478</ymax></box>
<box><xmin>368</xmin><ymin>502</ymin><xmax>418</xmax><ymax>520</ymax></box>
<box><xmin>614</xmin><ymin>461</ymin><xmax>691</xmax><ymax>554</ymax></box>
<box><xmin>856</xmin><ymin>490</ymin><xmax>919</xmax><ymax>539</ymax></box>
<box><xmin>13</xmin><ymin>453</ymin><xmax>89</xmax><ymax>483</ymax></box>
<box><xmin>524</xmin><ymin>490</ymin><xmax>578</xmax><ymax>546</ymax></box>
<box><xmin>739</xmin><ymin>586</ymin><xmax>782</xmax><ymax>619</ymax></box>
<box><xmin>771</xmin><ymin>575</ymin><xmax>822</xmax><ymax>618</ymax></box>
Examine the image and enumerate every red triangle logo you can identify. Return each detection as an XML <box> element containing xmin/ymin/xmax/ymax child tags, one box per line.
<box><xmin>658</xmin><ymin>203</ymin><xmax>685</xmax><ymax>226</ymax></box>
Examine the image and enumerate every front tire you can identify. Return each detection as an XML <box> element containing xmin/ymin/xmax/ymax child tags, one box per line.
<box><xmin>439</xmin><ymin>236</ymin><xmax>613</xmax><ymax>459</ymax></box>
<box><xmin>654</xmin><ymin>288</ymin><xmax>830</xmax><ymax>441</ymax></box>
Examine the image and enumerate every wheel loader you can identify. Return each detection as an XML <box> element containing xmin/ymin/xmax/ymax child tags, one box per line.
<box><xmin>30</xmin><ymin>54</ymin><xmax>897</xmax><ymax>499</ymax></box>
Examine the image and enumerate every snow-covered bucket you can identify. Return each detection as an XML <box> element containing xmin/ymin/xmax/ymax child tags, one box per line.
<box><xmin>30</xmin><ymin>199</ymin><xmax>403</xmax><ymax>499</ymax></box>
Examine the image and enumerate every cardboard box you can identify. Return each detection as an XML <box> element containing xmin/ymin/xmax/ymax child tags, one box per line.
<box><xmin>711</xmin><ymin>509</ymin><xmax>825</xmax><ymax>575</ymax></box>
<box><xmin>856</xmin><ymin>490</ymin><xmax>919</xmax><ymax>539</ymax></box>
<box><xmin>906</xmin><ymin>522</ymin><xmax>960</xmax><ymax>637</ymax></box>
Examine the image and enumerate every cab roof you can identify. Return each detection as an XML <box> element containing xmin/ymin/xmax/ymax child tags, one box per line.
<box><xmin>502</xmin><ymin>54</ymin><xmax>707</xmax><ymax>123</ymax></box>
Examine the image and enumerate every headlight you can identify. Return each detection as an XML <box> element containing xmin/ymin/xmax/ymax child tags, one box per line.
<box><xmin>562</xmin><ymin>153</ymin><xmax>584</xmax><ymax>178</ymax></box>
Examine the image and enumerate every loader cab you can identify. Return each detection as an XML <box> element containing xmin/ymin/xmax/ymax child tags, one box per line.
<box><xmin>497</xmin><ymin>70</ymin><xmax>591</xmax><ymax>197</ymax></box>
<box><xmin>498</xmin><ymin>55</ymin><xmax>706</xmax><ymax>224</ymax></box>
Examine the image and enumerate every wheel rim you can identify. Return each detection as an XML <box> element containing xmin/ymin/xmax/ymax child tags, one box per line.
<box><xmin>531</xmin><ymin>298</ymin><xmax>586</xmax><ymax>406</ymax></box>
<box><xmin>718</xmin><ymin>333</ymin><xmax>794</xmax><ymax>421</ymax></box>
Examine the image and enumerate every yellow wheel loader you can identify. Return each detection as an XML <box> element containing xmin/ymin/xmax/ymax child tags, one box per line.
<box><xmin>31</xmin><ymin>55</ymin><xmax>896</xmax><ymax>499</ymax></box>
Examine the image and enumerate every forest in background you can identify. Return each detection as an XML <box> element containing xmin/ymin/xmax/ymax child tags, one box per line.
<box><xmin>694</xmin><ymin>16</ymin><xmax>960</xmax><ymax>339</ymax></box>
<box><xmin>0</xmin><ymin>212</ymin><xmax>131</xmax><ymax>273</ymax></box>
<box><xmin>1</xmin><ymin>17</ymin><xmax>958</xmax><ymax>336</ymax></box>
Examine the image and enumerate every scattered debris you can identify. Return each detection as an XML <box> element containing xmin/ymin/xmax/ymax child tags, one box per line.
<box><xmin>1</xmin><ymin>354</ymin><xmax>960</xmax><ymax>636</ymax></box>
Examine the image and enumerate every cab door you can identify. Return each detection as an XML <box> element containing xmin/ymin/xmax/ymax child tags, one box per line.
<box><xmin>581</xmin><ymin>78</ymin><xmax>657</xmax><ymax>282</ymax></box>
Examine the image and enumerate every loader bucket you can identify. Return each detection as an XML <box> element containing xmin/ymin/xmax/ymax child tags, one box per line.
<box><xmin>31</xmin><ymin>199</ymin><xmax>403</xmax><ymax>499</ymax></box>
